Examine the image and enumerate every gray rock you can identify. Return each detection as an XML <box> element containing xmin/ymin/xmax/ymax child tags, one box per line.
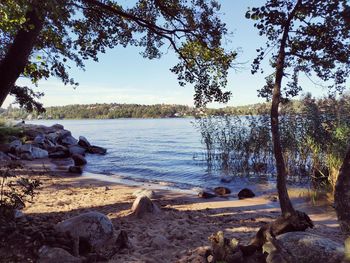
<box><xmin>69</xmin><ymin>145</ymin><xmax>86</xmax><ymax>156</ymax></box>
<box><xmin>61</xmin><ymin>135</ymin><xmax>78</xmax><ymax>146</ymax></box>
<box><xmin>32</xmin><ymin>147</ymin><xmax>49</xmax><ymax>159</ymax></box>
<box><xmin>20</xmin><ymin>152</ymin><xmax>33</xmax><ymax>160</ymax></box>
<box><xmin>238</xmin><ymin>188</ymin><xmax>255</xmax><ymax>199</ymax></box>
<box><xmin>268</xmin><ymin>232</ymin><xmax>345</xmax><ymax>263</ymax></box>
<box><xmin>49</xmin><ymin>151</ymin><xmax>69</xmax><ymax>158</ymax></box>
<box><xmin>55</xmin><ymin>211</ymin><xmax>116</xmax><ymax>254</ymax></box>
<box><xmin>78</xmin><ymin>136</ymin><xmax>91</xmax><ymax>148</ymax></box>
<box><xmin>88</xmin><ymin>145</ymin><xmax>107</xmax><ymax>155</ymax></box>
<box><xmin>51</xmin><ymin>124</ymin><xmax>64</xmax><ymax>130</ymax></box>
<box><xmin>38</xmin><ymin>246</ymin><xmax>82</xmax><ymax>263</ymax></box>
<box><xmin>47</xmin><ymin>132</ymin><xmax>59</xmax><ymax>143</ymax></box>
<box><xmin>9</xmin><ymin>139</ymin><xmax>22</xmax><ymax>150</ymax></box>
<box><xmin>71</xmin><ymin>154</ymin><xmax>87</xmax><ymax>166</ymax></box>
<box><xmin>34</xmin><ymin>134</ymin><xmax>45</xmax><ymax>144</ymax></box>
<box><xmin>198</xmin><ymin>191</ymin><xmax>216</xmax><ymax>199</ymax></box>
<box><xmin>56</xmin><ymin>129</ymin><xmax>71</xmax><ymax>139</ymax></box>
<box><xmin>68</xmin><ymin>166</ymin><xmax>83</xmax><ymax>174</ymax></box>
<box><xmin>131</xmin><ymin>195</ymin><xmax>160</xmax><ymax>218</ymax></box>
<box><xmin>132</xmin><ymin>189</ymin><xmax>156</xmax><ymax>199</ymax></box>
<box><xmin>17</xmin><ymin>143</ymin><xmax>32</xmax><ymax>154</ymax></box>
<box><xmin>0</xmin><ymin>151</ymin><xmax>11</xmax><ymax>161</ymax></box>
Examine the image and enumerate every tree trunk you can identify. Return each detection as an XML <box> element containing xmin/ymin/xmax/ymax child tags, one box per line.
<box><xmin>0</xmin><ymin>8</ymin><xmax>43</xmax><ymax>107</ymax></box>
<box><xmin>334</xmin><ymin>145</ymin><xmax>350</xmax><ymax>233</ymax></box>
<box><xmin>271</xmin><ymin>0</ymin><xmax>302</xmax><ymax>216</ymax></box>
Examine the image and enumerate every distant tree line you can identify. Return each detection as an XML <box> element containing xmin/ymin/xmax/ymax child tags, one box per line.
<box><xmin>1</xmin><ymin>94</ymin><xmax>348</xmax><ymax>120</ymax></box>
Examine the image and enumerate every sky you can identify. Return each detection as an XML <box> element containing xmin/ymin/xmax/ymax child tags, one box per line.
<box><xmin>3</xmin><ymin>0</ymin><xmax>330</xmax><ymax>109</ymax></box>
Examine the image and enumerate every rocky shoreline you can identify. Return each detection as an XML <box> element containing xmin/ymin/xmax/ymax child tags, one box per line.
<box><xmin>0</xmin><ymin>123</ymin><xmax>107</xmax><ymax>174</ymax></box>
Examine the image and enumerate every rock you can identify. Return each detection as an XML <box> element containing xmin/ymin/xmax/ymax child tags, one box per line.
<box><xmin>220</xmin><ymin>177</ymin><xmax>233</xmax><ymax>183</ymax></box>
<box><xmin>88</xmin><ymin>145</ymin><xmax>107</xmax><ymax>155</ymax></box>
<box><xmin>32</xmin><ymin>147</ymin><xmax>49</xmax><ymax>159</ymax></box>
<box><xmin>69</xmin><ymin>145</ymin><xmax>86</xmax><ymax>156</ymax></box>
<box><xmin>132</xmin><ymin>189</ymin><xmax>155</xmax><ymax>199</ymax></box>
<box><xmin>14</xmin><ymin>209</ymin><xmax>24</xmax><ymax>218</ymax></box>
<box><xmin>34</xmin><ymin>134</ymin><xmax>45</xmax><ymax>144</ymax></box>
<box><xmin>0</xmin><ymin>151</ymin><xmax>11</xmax><ymax>161</ymax></box>
<box><xmin>61</xmin><ymin>135</ymin><xmax>78</xmax><ymax>146</ymax></box>
<box><xmin>198</xmin><ymin>191</ymin><xmax>217</xmax><ymax>199</ymax></box>
<box><xmin>0</xmin><ymin>144</ymin><xmax>11</xmax><ymax>153</ymax></box>
<box><xmin>131</xmin><ymin>195</ymin><xmax>160</xmax><ymax>218</ymax></box>
<box><xmin>56</xmin><ymin>129</ymin><xmax>72</xmax><ymax>139</ymax></box>
<box><xmin>38</xmin><ymin>246</ymin><xmax>82</xmax><ymax>263</ymax></box>
<box><xmin>47</xmin><ymin>132</ymin><xmax>59</xmax><ymax>143</ymax></box>
<box><xmin>17</xmin><ymin>143</ymin><xmax>32</xmax><ymax>153</ymax></box>
<box><xmin>238</xmin><ymin>188</ymin><xmax>255</xmax><ymax>199</ymax></box>
<box><xmin>78</xmin><ymin>136</ymin><xmax>91</xmax><ymax>148</ymax></box>
<box><xmin>51</xmin><ymin>124</ymin><xmax>64</xmax><ymax>130</ymax></box>
<box><xmin>20</xmin><ymin>152</ymin><xmax>33</xmax><ymax>160</ymax></box>
<box><xmin>7</xmin><ymin>135</ymin><xmax>19</xmax><ymax>142</ymax></box>
<box><xmin>71</xmin><ymin>154</ymin><xmax>87</xmax><ymax>166</ymax></box>
<box><xmin>55</xmin><ymin>211</ymin><xmax>116</xmax><ymax>255</ymax></box>
<box><xmin>214</xmin><ymin>187</ymin><xmax>231</xmax><ymax>196</ymax></box>
<box><xmin>9</xmin><ymin>140</ymin><xmax>22</xmax><ymax>151</ymax></box>
<box><xmin>264</xmin><ymin>232</ymin><xmax>344</xmax><ymax>263</ymax></box>
<box><xmin>49</xmin><ymin>151</ymin><xmax>69</xmax><ymax>158</ymax></box>
<box><xmin>69</xmin><ymin>166</ymin><xmax>83</xmax><ymax>174</ymax></box>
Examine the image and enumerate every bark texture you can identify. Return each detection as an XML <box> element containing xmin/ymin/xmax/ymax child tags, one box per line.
<box><xmin>0</xmin><ymin>8</ymin><xmax>43</xmax><ymax>106</ymax></box>
<box><xmin>335</xmin><ymin>145</ymin><xmax>350</xmax><ymax>233</ymax></box>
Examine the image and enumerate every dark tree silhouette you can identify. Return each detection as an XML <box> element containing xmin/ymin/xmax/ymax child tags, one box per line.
<box><xmin>247</xmin><ymin>0</ymin><xmax>350</xmax><ymax>217</ymax></box>
<box><xmin>0</xmin><ymin>0</ymin><xmax>235</xmax><ymax>111</ymax></box>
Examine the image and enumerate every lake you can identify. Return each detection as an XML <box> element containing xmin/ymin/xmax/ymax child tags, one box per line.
<box><xmin>27</xmin><ymin>118</ymin><xmax>274</xmax><ymax>193</ymax></box>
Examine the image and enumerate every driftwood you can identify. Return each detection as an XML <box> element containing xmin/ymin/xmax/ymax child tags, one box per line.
<box><xmin>209</xmin><ymin>210</ymin><xmax>313</xmax><ymax>263</ymax></box>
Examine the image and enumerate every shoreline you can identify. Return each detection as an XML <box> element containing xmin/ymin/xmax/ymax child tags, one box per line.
<box><xmin>0</xmin><ymin>157</ymin><xmax>345</xmax><ymax>262</ymax></box>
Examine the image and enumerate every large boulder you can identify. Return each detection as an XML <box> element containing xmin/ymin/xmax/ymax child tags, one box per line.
<box><xmin>55</xmin><ymin>211</ymin><xmax>116</xmax><ymax>255</ymax></box>
<box><xmin>51</xmin><ymin>124</ymin><xmax>64</xmax><ymax>130</ymax></box>
<box><xmin>71</xmin><ymin>154</ymin><xmax>87</xmax><ymax>166</ymax></box>
<box><xmin>131</xmin><ymin>196</ymin><xmax>160</xmax><ymax>218</ymax></box>
<box><xmin>61</xmin><ymin>136</ymin><xmax>78</xmax><ymax>146</ymax></box>
<box><xmin>238</xmin><ymin>188</ymin><xmax>255</xmax><ymax>199</ymax></box>
<box><xmin>69</xmin><ymin>145</ymin><xmax>86</xmax><ymax>156</ymax></box>
<box><xmin>34</xmin><ymin>134</ymin><xmax>46</xmax><ymax>145</ymax></box>
<box><xmin>37</xmin><ymin>246</ymin><xmax>82</xmax><ymax>263</ymax></box>
<box><xmin>9</xmin><ymin>139</ymin><xmax>22</xmax><ymax>151</ymax></box>
<box><xmin>32</xmin><ymin>147</ymin><xmax>49</xmax><ymax>159</ymax></box>
<box><xmin>47</xmin><ymin>132</ymin><xmax>59</xmax><ymax>144</ymax></box>
<box><xmin>17</xmin><ymin>143</ymin><xmax>32</xmax><ymax>154</ymax></box>
<box><xmin>263</xmin><ymin>232</ymin><xmax>344</xmax><ymax>263</ymax></box>
<box><xmin>88</xmin><ymin>145</ymin><xmax>107</xmax><ymax>155</ymax></box>
<box><xmin>78</xmin><ymin>136</ymin><xmax>91</xmax><ymax>149</ymax></box>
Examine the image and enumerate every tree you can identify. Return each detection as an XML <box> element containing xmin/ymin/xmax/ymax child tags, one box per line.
<box><xmin>247</xmin><ymin>0</ymin><xmax>350</xmax><ymax>217</ymax></box>
<box><xmin>0</xmin><ymin>0</ymin><xmax>235</xmax><ymax>111</ymax></box>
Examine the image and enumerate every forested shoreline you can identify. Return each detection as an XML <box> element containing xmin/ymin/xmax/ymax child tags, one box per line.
<box><xmin>2</xmin><ymin>94</ymin><xmax>349</xmax><ymax>120</ymax></box>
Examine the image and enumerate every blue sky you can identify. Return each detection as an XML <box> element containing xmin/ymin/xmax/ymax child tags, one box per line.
<box><xmin>4</xmin><ymin>0</ymin><xmax>329</xmax><ymax>108</ymax></box>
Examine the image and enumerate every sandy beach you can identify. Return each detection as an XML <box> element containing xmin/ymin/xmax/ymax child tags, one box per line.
<box><xmin>1</xmin><ymin>158</ymin><xmax>346</xmax><ymax>262</ymax></box>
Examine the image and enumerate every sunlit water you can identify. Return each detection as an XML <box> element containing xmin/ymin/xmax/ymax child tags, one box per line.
<box><xmin>27</xmin><ymin>118</ymin><xmax>276</xmax><ymax>194</ymax></box>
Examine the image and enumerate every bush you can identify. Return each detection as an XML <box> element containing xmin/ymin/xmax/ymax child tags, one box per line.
<box><xmin>0</xmin><ymin>167</ymin><xmax>41</xmax><ymax>219</ymax></box>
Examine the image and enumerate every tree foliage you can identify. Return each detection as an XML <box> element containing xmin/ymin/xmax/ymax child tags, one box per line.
<box><xmin>247</xmin><ymin>0</ymin><xmax>350</xmax><ymax>99</ymax></box>
<box><xmin>247</xmin><ymin>0</ymin><xmax>350</xmax><ymax>217</ymax></box>
<box><xmin>0</xmin><ymin>0</ymin><xmax>235</xmax><ymax>110</ymax></box>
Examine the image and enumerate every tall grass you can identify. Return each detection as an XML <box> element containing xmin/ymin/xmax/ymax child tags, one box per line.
<box><xmin>195</xmin><ymin>94</ymin><xmax>350</xmax><ymax>190</ymax></box>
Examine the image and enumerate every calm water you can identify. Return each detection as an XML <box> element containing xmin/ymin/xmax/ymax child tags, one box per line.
<box><xmin>27</xmin><ymin>118</ymin><xmax>273</xmax><ymax>193</ymax></box>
